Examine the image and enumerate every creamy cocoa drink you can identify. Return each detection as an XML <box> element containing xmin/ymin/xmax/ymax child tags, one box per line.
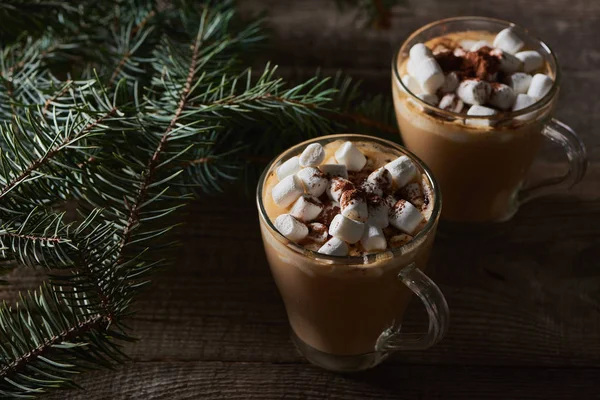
<box><xmin>257</xmin><ymin>134</ymin><xmax>448</xmax><ymax>371</ymax></box>
<box><xmin>393</xmin><ymin>19</ymin><xmax>562</xmax><ymax>223</ymax></box>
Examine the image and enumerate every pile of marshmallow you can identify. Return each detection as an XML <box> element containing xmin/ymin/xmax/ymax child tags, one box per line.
<box><xmin>402</xmin><ymin>27</ymin><xmax>553</xmax><ymax>125</ymax></box>
<box><xmin>271</xmin><ymin>141</ymin><xmax>426</xmax><ymax>256</ymax></box>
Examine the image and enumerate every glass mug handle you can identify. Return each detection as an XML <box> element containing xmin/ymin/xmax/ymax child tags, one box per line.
<box><xmin>376</xmin><ymin>263</ymin><xmax>449</xmax><ymax>352</ymax></box>
<box><xmin>519</xmin><ymin>119</ymin><xmax>588</xmax><ymax>204</ymax></box>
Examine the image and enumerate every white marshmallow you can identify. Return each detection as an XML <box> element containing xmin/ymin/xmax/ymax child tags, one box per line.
<box><xmin>299</xmin><ymin>143</ymin><xmax>325</xmax><ymax>167</ymax></box>
<box><xmin>409</xmin><ymin>43</ymin><xmax>433</xmax><ymax>61</ymax></box>
<box><xmin>407</xmin><ymin>58</ymin><xmax>418</xmax><ymax>77</ymax></box>
<box><xmin>413</xmin><ymin>57</ymin><xmax>445</xmax><ymax>94</ymax></box>
<box><xmin>488</xmin><ymin>83</ymin><xmax>516</xmax><ymax>110</ymax></box>
<box><xmin>360</xmin><ymin>223</ymin><xmax>387</xmax><ymax>252</ymax></box>
<box><xmin>319</xmin><ymin>163</ymin><xmax>348</xmax><ymax>179</ymax></box>
<box><xmin>505</xmin><ymin>72</ymin><xmax>532</xmax><ymax>94</ymax></box>
<box><xmin>318</xmin><ymin>237</ymin><xmax>349</xmax><ymax>256</ymax></box>
<box><xmin>512</xmin><ymin>93</ymin><xmax>538</xmax><ymax>121</ymax></box>
<box><xmin>326</xmin><ymin>177</ymin><xmax>354</xmax><ymax>202</ymax></box>
<box><xmin>417</xmin><ymin>93</ymin><xmax>438</xmax><ymax>106</ymax></box>
<box><xmin>401</xmin><ymin>74</ymin><xmax>421</xmax><ymax>94</ymax></box>
<box><xmin>515</xmin><ymin>51</ymin><xmax>544</xmax><ymax>73</ymax></box>
<box><xmin>465</xmin><ymin>105</ymin><xmax>498</xmax><ymax>127</ymax></box>
<box><xmin>367</xmin><ymin>196</ymin><xmax>389</xmax><ymax>228</ymax></box>
<box><xmin>438</xmin><ymin>93</ymin><xmax>464</xmax><ymax>113</ymax></box>
<box><xmin>493</xmin><ymin>50</ymin><xmax>523</xmax><ymax>74</ymax></box>
<box><xmin>470</xmin><ymin>40</ymin><xmax>491</xmax><ymax>51</ymax></box>
<box><xmin>307</xmin><ymin>222</ymin><xmax>328</xmax><ymax>244</ymax></box>
<box><xmin>453</xmin><ymin>47</ymin><xmax>467</xmax><ymax>57</ymax></box>
<box><xmin>389</xmin><ymin>234</ymin><xmax>413</xmax><ymax>248</ymax></box>
<box><xmin>276</xmin><ymin>156</ymin><xmax>301</xmax><ymax>181</ymax></box>
<box><xmin>297</xmin><ymin>167</ymin><xmax>328</xmax><ymax>197</ymax></box>
<box><xmin>272</xmin><ymin>174</ymin><xmax>303</xmax><ymax>208</ymax></box>
<box><xmin>329</xmin><ymin>214</ymin><xmax>364</xmax><ymax>244</ymax></box>
<box><xmin>459</xmin><ymin>40</ymin><xmax>478</xmax><ymax>51</ymax></box>
<box><xmin>334</xmin><ymin>141</ymin><xmax>367</xmax><ymax>172</ymax></box>
<box><xmin>512</xmin><ymin>93</ymin><xmax>537</xmax><ymax>111</ymax></box>
<box><xmin>363</xmin><ymin>167</ymin><xmax>392</xmax><ymax>196</ymax></box>
<box><xmin>527</xmin><ymin>73</ymin><xmax>553</xmax><ymax>100</ymax></box>
<box><xmin>340</xmin><ymin>189</ymin><xmax>368</xmax><ymax>222</ymax></box>
<box><xmin>388</xmin><ymin>199</ymin><xmax>424</xmax><ymax>235</ymax></box>
<box><xmin>275</xmin><ymin>214</ymin><xmax>308</xmax><ymax>242</ymax></box>
<box><xmin>456</xmin><ymin>79</ymin><xmax>491</xmax><ymax>105</ymax></box>
<box><xmin>493</xmin><ymin>27</ymin><xmax>525</xmax><ymax>54</ymax></box>
<box><xmin>384</xmin><ymin>156</ymin><xmax>417</xmax><ymax>189</ymax></box>
<box><xmin>440</xmin><ymin>72</ymin><xmax>460</xmax><ymax>94</ymax></box>
<box><xmin>289</xmin><ymin>195</ymin><xmax>323</xmax><ymax>222</ymax></box>
<box><xmin>399</xmin><ymin>182</ymin><xmax>424</xmax><ymax>208</ymax></box>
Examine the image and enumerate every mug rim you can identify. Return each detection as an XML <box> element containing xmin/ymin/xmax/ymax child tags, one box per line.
<box><xmin>256</xmin><ymin>133</ymin><xmax>442</xmax><ymax>266</ymax></box>
<box><xmin>392</xmin><ymin>16</ymin><xmax>561</xmax><ymax>120</ymax></box>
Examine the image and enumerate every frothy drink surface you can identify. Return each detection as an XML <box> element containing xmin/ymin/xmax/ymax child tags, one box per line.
<box><xmin>260</xmin><ymin>139</ymin><xmax>438</xmax><ymax>355</ymax></box>
<box><xmin>394</xmin><ymin>29</ymin><xmax>555</xmax><ymax>222</ymax></box>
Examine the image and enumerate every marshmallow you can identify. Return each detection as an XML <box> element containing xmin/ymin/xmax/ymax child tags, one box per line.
<box><xmin>453</xmin><ymin>47</ymin><xmax>467</xmax><ymax>57</ymax></box>
<box><xmin>465</xmin><ymin>105</ymin><xmax>498</xmax><ymax>127</ymax></box>
<box><xmin>401</xmin><ymin>74</ymin><xmax>421</xmax><ymax>94</ymax></box>
<box><xmin>470</xmin><ymin>40</ymin><xmax>491</xmax><ymax>51</ymax></box>
<box><xmin>512</xmin><ymin>93</ymin><xmax>538</xmax><ymax>121</ymax></box>
<box><xmin>340</xmin><ymin>189</ymin><xmax>368</xmax><ymax>222</ymax></box>
<box><xmin>384</xmin><ymin>156</ymin><xmax>417</xmax><ymax>189</ymax></box>
<box><xmin>272</xmin><ymin>174</ymin><xmax>303</xmax><ymax>208</ymax></box>
<box><xmin>318</xmin><ymin>237</ymin><xmax>349</xmax><ymax>256</ymax></box>
<box><xmin>360</xmin><ymin>223</ymin><xmax>387</xmax><ymax>253</ymax></box>
<box><xmin>413</xmin><ymin>57</ymin><xmax>445</xmax><ymax>94</ymax></box>
<box><xmin>276</xmin><ymin>156</ymin><xmax>301</xmax><ymax>181</ymax></box>
<box><xmin>289</xmin><ymin>195</ymin><xmax>323</xmax><ymax>222</ymax></box>
<box><xmin>527</xmin><ymin>73</ymin><xmax>553</xmax><ymax>100</ymax></box>
<box><xmin>389</xmin><ymin>234</ymin><xmax>413</xmax><ymax>248</ymax></box>
<box><xmin>438</xmin><ymin>93</ymin><xmax>464</xmax><ymax>113</ymax></box>
<box><xmin>505</xmin><ymin>72</ymin><xmax>532</xmax><ymax>94</ymax></box>
<box><xmin>417</xmin><ymin>93</ymin><xmax>438</xmax><ymax>106</ymax></box>
<box><xmin>327</xmin><ymin>177</ymin><xmax>354</xmax><ymax>202</ymax></box>
<box><xmin>319</xmin><ymin>162</ymin><xmax>348</xmax><ymax>179</ymax></box>
<box><xmin>488</xmin><ymin>83</ymin><xmax>516</xmax><ymax>110</ymax></box>
<box><xmin>363</xmin><ymin>167</ymin><xmax>392</xmax><ymax>196</ymax></box>
<box><xmin>409</xmin><ymin>43</ymin><xmax>433</xmax><ymax>61</ymax></box>
<box><xmin>334</xmin><ymin>141</ymin><xmax>367</xmax><ymax>172</ymax></box>
<box><xmin>459</xmin><ymin>40</ymin><xmax>477</xmax><ymax>50</ymax></box>
<box><xmin>299</xmin><ymin>143</ymin><xmax>325</xmax><ymax>167</ymax></box>
<box><xmin>399</xmin><ymin>182</ymin><xmax>424</xmax><ymax>208</ymax></box>
<box><xmin>329</xmin><ymin>214</ymin><xmax>364</xmax><ymax>244</ymax></box>
<box><xmin>440</xmin><ymin>72</ymin><xmax>460</xmax><ymax>94</ymax></box>
<box><xmin>297</xmin><ymin>167</ymin><xmax>328</xmax><ymax>197</ymax></box>
<box><xmin>367</xmin><ymin>196</ymin><xmax>389</xmax><ymax>228</ymax></box>
<box><xmin>406</xmin><ymin>58</ymin><xmax>418</xmax><ymax>77</ymax></box>
<box><xmin>275</xmin><ymin>214</ymin><xmax>308</xmax><ymax>242</ymax></box>
<box><xmin>512</xmin><ymin>93</ymin><xmax>537</xmax><ymax>111</ymax></box>
<box><xmin>307</xmin><ymin>222</ymin><xmax>329</xmax><ymax>244</ymax></box>
<box><xmin>388</xmin><ymin>199</ymin><xmax>424</xmax><ymax>235</ymax></box>
<box><xmin>456</xmin><ymin>79</ymin><xmax>491</xmax><ymax>105</ymax></box>
<box><xmin>493</xmin><ymin>27</ymin><xmax>525</xmax><ymax>54</ymax></box>
<box><xmin>432</xmin><ymin>44</ymin><xmax>450</xmax><ymax>55</ymax></box>
<box><xmin>493</xmin><ymin>50</ymin><xmax>523</xmax><ymax>74</ymax></box>
<box><xmin>515</xmin><ymin>50</ymin><xmax>543</xmax><ymax>73</ymax></box>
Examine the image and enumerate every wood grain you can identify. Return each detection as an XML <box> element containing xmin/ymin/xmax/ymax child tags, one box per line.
<box><xmin>32</xmin><ymin>0</ymin><xmax>600</xmax><ymax>398</ymax></box>
<box><xmin>46</xmin><ymin>361</ymin><xmax>600</xmax><ymax>400</ymax></box>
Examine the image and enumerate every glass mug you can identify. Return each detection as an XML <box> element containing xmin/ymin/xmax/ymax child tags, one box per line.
<box><xmin>392</xmin><ymin>17</ymin><xmax>587</xmax><ymax>223</ymax></box>
<box><xmin>257</xmin><ymin>134</ymin><xmax>449</xmax><ymax>372</ymax></box>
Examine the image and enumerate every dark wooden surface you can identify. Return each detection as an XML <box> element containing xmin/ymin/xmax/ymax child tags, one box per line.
<box><xmin>34</xmin><ymin>0</ymin><xmax>600</xmax><ymax>398</ymax></box>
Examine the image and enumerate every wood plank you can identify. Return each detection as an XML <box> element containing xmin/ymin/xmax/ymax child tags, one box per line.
<box><xmin>46</xmin><ymin>361</ymin><xmax>600</xmax><ymax>400</ymax></box>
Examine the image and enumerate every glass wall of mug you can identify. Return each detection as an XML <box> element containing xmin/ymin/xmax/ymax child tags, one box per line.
<box><xmin>392</xmin><ymin>17</ymin><xmax>586</xmax><ymax>223</ymax></box>
<box><xmin>257</xmin><ymin>134</ymin><xmax>449</xmax><ymax>372</ymax></box>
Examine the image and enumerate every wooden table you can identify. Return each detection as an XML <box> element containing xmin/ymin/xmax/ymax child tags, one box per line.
<box><xmin>39</xmin><ymin>0</ymin><xmax>600</xmax><ymax>398</ymax></box>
